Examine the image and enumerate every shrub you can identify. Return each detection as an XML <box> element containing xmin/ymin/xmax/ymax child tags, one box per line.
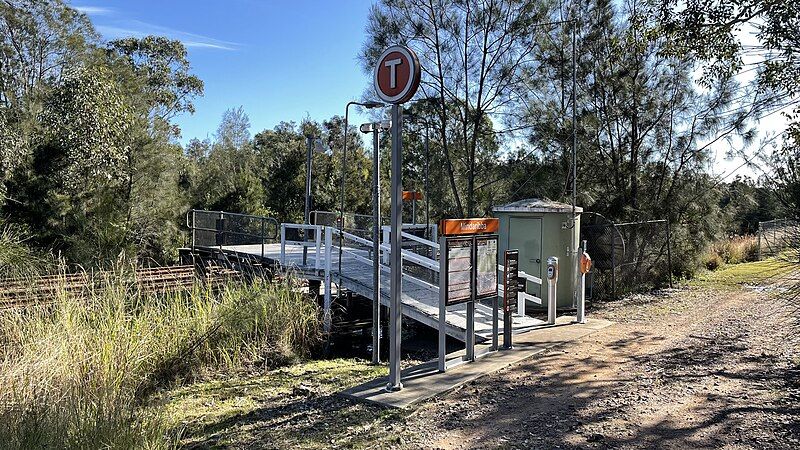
<box><xmin>0</xmin><ymin>271</ymin><xmax>319</xmax><ymax>448</ymax></box>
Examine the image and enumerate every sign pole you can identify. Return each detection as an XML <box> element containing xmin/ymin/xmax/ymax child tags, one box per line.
<box><xmin>386</xmin><ymin>103</ymin><xmax>403</xmax><ymax>392</ymax></box>
<box><xmin>371</xmin><ymin>126</ymin><xmax>381</xmax><ymax>364</ymax></box>
<box><xmin>374</xmin><ymin>43</ymin><xmax>420</xmax><ymax>392</ymax></box>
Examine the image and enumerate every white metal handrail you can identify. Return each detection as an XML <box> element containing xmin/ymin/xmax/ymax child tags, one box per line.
<box><xmin>379</xmin><ymin>243</ymin><xmax>439</xmax><ymax>272</ymax></box>
<box><xmin>497</xmin><ymin>264</ymin><xmax>544</xmax><ymax>316</ymax></box>
<box><xmin>280</xmin><ymin>223</ymin><xmax>323</xmax><ymax>270</ymax></box>
<box><xmin>401</xmin><ymin>230</ymin><xmax>440</xmax><ymax>251</ymax></box>
<box><xmin>332</xmin><ymin>228</ymin><xmax>439</xmax><ymax>295</ymax></box>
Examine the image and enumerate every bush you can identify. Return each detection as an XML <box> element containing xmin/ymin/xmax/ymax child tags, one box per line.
<box><xmin>0</xmin><ymin>271</ymin><xmax>319</xmax><ymax>448</ymax></box>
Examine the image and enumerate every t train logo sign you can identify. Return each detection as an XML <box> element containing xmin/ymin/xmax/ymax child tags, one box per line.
<box><xmin>374</xmin><ymin>45</ymin><xmax>421</xmax><ymax>104</ymax></box>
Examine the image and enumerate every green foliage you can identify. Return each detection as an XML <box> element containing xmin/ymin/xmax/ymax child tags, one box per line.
<box><xmin>41</xmin><ymin>65</ymin><xmax>135</xmax><ymax>190</ymax></box>
<box><xmin>0</xmin><ymin>274</ymin><xmax>320</xmax><ymax>448</ymax></box>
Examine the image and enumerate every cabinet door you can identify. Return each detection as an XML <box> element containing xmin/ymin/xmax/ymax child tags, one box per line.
<box><xmin>508</xmin><ymin>217</ymin><xmax>542</xmax><ymax>297</ymax></box>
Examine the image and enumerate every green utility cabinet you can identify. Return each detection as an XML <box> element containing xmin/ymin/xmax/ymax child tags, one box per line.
<box><xmin>492</xmin><ymin>199</ymin><xmax>582</xmax><ymax>310</ymax></box>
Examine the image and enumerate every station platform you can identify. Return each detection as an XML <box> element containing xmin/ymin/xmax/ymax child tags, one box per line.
<box><xmin>341</xmin><ymin>316</ymin><xmax>613</xmax><ymax>408</ymax></box>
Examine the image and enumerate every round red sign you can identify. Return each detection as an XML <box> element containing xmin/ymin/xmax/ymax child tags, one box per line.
<box><xmin>373</xmin><ymin>45</ymin><xmax>421</xmax><ymax>104</ymax></box>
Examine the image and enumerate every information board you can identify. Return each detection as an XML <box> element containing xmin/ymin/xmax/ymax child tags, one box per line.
<box><xmin>446</xmin><ymin>237</ymin><xmax>473</xmax><ymax>305</ymax></box>
<box><xmin>503</xmin><ymin>250</ymin><xmax>519</xmax><ymax>313</ymax></box>
<box><xmin>476</xmin><ymin>236</ymin><xmax>498</xmax><ymax>299</ymax></box>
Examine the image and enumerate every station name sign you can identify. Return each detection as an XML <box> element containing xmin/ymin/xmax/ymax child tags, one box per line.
<box><xmin>440</xmin><ymin>218</ymin><xmax>499</xmax><ymax>236</ymax></box>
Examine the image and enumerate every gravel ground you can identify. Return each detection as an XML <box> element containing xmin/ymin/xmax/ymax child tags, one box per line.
<box><xmin>173</xmin><ymin>261</ymin><xmax>800</xmax><ymax>449</ymax></box>
<box><xmin>399</xmin><ymin>267</ymin><xmax>800</xmax><ymax>449</ymax></box>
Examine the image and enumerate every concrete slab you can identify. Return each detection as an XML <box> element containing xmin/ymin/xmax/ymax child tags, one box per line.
<box><xmin>340</xmin><ymin>316</ymin><xmax>613</xmax><ymax>409</ymax></box>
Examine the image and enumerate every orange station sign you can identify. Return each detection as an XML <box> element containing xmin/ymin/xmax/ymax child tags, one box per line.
<box><xmin>402</xmin><ymin>190</ymin><xmax>423</xmax><ymax>201</ymax></box>
<box><xmin>439</xmin><ymin>218</ymin><xmax>499</xmax><ymax>236</ymax></box>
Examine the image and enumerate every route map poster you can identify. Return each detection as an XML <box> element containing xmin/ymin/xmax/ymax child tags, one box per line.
<box><xmin>446</xmin><ymin>238</ymin><xmax>472</xmax><ymax>305</ymax></box>
<box><xmin>476</xmin><ymin>236</ymin><xmax>498</xmax><ymax>299</ymax></box>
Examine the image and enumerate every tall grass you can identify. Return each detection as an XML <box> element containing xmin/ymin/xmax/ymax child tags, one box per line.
<box><xmin>702</xmin><ymin>235</ymin><xmax>760</xmax><ymax>270</ymax></box>
<box><xmin>0</xmin><ymin>221</ymin><xmax>49</xmax><ymax>279</ymax></box>
<box><xmin>0</xmin><ymin>271</ymin><xmax>320</xmax><ymax>449</ymax></box>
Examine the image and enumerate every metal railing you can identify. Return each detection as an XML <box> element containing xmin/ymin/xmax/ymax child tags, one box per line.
<box><xmin>187</xmin><ymin>209</ymin><xmax>279</xmax><ymax>259</ymax></box>
<box><xmin>497</xmin><ymin>265</ymin><xmax>543</xmax><ymax>316</ymax></box>
<box><xmin>280</xmin><ymin>224</ymin><xmax>324</xmax><ymax>271</ymax></box>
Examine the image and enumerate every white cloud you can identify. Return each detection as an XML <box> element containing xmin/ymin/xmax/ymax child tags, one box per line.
<box><xmin>96</xmin><ymin>20</ymin><xmax>240</xmax><ymax>51</ymax></box>
<box><xmin>73</xmin><ymin>5</ymin><xmax>113</xmax><ymax>15</ymax></box>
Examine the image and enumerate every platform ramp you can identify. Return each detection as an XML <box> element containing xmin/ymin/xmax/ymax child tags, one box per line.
<box><xmin>213</xmin><ymin>220</ymin><xmax>543</xmax><ymax>341</ymax></box>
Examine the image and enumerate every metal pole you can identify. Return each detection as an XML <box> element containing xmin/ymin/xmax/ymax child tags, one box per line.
<box><xmin>304</xmin><ymin>136</ymin><xmax>313</xmax><ymax>266</ymax></box>
<box><xmin>666</xmin><ymin>218</ymin><xmax>673</xmax><ymax>289</ymax></box>
<box><xmin>756</xmin><ymin>222</ymin><xmax>763</xmax><ymax>261</ymax></box>
<box><xmin>424</xmin><ymin>124</ymin><xmax>430</xmax><ymax>239</ymax></box>
<box><xmin>371</xmin><ymin>126</ymin><xmax>381</xmax><ymax>365</ymax></box>
<box><xmin>339</xmin><ymin>104</ymin><xmax>353</xmax><ymax>303</ymax></box>
<box><xmin>466</xmin><ymin>236</ymin><xmax>476</xmax><ymax>361</ymax></box>
<box><xmin>577</xmin><ymin>239</ymin><xmax>587</xmax><ymax>324</ymax></box>
<box><xmin>387</xmin><ymin>104</ymin><xmax>403</xmax><ymax>392</ymax></box>
<box><xmin>547</xmin><ymin>271</ymin><xmax>557</xmax><ymax>326</ymax></box>
<box><xmin>611</xmin><ymin>228</ymin><xmax>617</xmax><ymax>300</ymax></box>
<box><xmin>438</xmin><ymin>235</ymin><xmax>447</xmax><ymax>372</ymax></box>
<box><xmin>571</xmin><ymin>20</ymin><xmax>579</xmax><ymax>308</ymax></box>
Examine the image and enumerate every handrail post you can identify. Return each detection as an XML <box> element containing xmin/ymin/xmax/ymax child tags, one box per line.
<box><xmin>382</xmin><ymin>227</ymin><xmax>390</xmax><ymax>265</ymax></box>
<box><xmin>315</xmin><ymin>226</ymin><xmax>322</xmax><ymax>271</ymax></box>
<box><xmin>280</xmin><ymin>224</ymin><xmax>286</xmax><ymax>265</ymax></box>
<box><xmin>323</xmin><ymin>226</ymin><xmax>333</xmax><ymax>334</ymax></box>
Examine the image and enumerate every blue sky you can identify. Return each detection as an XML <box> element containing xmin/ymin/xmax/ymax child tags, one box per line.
<box><xmin>72</xmin><ymin>0</ymin><xmax>378</xmax><ymax>143</ymax></box>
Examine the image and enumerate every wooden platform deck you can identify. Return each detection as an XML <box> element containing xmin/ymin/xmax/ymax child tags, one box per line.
<box><xmin>218</xmin><ymin>242</ymin><xmax>544</xmax><ymax>341</ymax></box>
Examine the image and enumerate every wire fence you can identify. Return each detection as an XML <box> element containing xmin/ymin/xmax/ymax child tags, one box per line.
<box><xmin>581</xmin><ymin>216</ymin><xmax>672</xmax><ymax>301</ymax></box>
<box><xmin>187</xmin><ymin>210</ymin><xmax>279</xmax><ymax>250</ymax></box>
<box><xmin>758</xmin><ymin>218</ymin><xmax>800</xmax><ymax>260</ymax></box>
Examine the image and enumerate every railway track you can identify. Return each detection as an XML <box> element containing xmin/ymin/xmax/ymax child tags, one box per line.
<box><xmin>0</xmin><ymin>265</ymin><xmax>240</xmax><ymax>308</ymax></box>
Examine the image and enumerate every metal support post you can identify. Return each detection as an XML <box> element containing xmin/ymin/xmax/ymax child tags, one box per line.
<box><xmin>372</xmin><ymin>126</ymin><xmax>381</xmax><ymax>365</ymax></box>
<box><xmin>386</xmin><ymin>104</ymin><xmax>403</xmax><ymax>392</ymax></box>
<box><xmin>280</xmin><ymin>224</ymin><xmax>286</xmax><ymax>265</ymax></box>
<box><xmin>576</xmin><ymin>240</ymin><xmax>587</xmax><ymax>324</ymax></box>
<box><xmin>323</xmin><ymin>227</ymin><xmax>333</xmax><ymax>333</ymax></box>
<box><xmin>547</xmin><ymin>278</ymin><xmax>557</xmax><ymax>325</ymax></box>
<box><xmin>503</xmin><ymin>298</ymin><xmax>513</xmax><ymax>349</ymax></box>
<box><xmin>424</xmin><ymin>126</ymin><xmax>430</xmax><ymax>239</ymax></box>
<box><xmin>666</xmin><ymin>219</ymin><xmax>673</xmax><ymax>288</ymax></box>
<box><xmin>492</xmin><ymin>294</ymin><xmax>499</xmax><ymax>351</ymax></box>
<box><xmin>303</xmin><ymin>137</ymin><xmax>313</xmax><ymax>266</ymax></box>
<box><xmin>438</xmin><ymin>236</ymin><xmax>447</xmax><ymax>372</ymax></box>
<box><xmin>547</xmin><ymin>256</ymin><xmax>558</xmax><ymax>325</ymax></box>
<box><xmin>466</xmin><ymin>235</ymin><xmax>476</xmax><ymax>361</ymax></box>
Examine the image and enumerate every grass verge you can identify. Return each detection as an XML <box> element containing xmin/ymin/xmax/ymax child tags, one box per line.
<box><xmin>0</xmin><ymin>271</ymin><xmax>320</xmax><ymax>449</ymax></box>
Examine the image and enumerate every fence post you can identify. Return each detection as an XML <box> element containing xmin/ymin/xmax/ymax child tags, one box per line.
<box><xmin>323</xmin><ymin>226</ymin><xmax>333</xmax><ymax>334</ymax></box>
<box><xmin>261</xmin><ymin>219</ymin><xmax>266</xmax><ymax>260</ymax></box>
<box><xmin>611</xmin><ymin>228</ymin><xmax>617</xmax><ymax>300</ymax></box>
<box><xmin>757</xmin><ymin>222</ymin><xmax>762</xmax><ymax>261</ymax></box>
<box><xmin>666</xmin><ymin>218</ymin><xmax>673</xmax><ymax>289</ymax></box>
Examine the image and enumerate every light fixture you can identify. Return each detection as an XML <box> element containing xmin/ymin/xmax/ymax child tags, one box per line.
<box><xmin>313</xmin><ymin>137</ymin><xmax>332</xmax><ymax>155</ymax></box>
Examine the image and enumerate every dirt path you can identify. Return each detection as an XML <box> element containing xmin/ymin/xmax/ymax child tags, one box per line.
<box><xmin>168</xmin><ymin>261</ymin><xmax>800</xmax><ymax>449</ymax></box>
<box><xmin>400</xmin><ymin>267</ymin><xmax>800</xmax><ymax>449</ymax></box>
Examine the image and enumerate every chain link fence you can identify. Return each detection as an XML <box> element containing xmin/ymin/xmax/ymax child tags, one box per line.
<box><xmin>581</xmin><ymin>215</ymin><xmax>673</xmax><ymax>301</ymax></box>
<box><xmin>758</xmin><ymin>218</ymin><xmax>800</xmax><ymax>260</ymax></box>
